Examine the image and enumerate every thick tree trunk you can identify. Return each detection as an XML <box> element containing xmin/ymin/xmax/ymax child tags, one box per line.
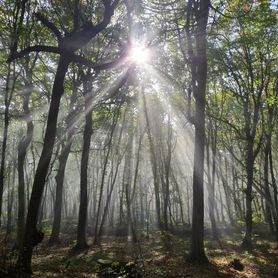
<box><xmin>18</xmin><ymin>55</ymin><xmax>69</xmax><ymax>273</ymax></box>
<box><xmin>187</xmin><ymin>0</ymin><xmax>209</xmax><ymax>264</ymax></box>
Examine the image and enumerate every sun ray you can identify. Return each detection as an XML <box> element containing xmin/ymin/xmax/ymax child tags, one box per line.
<box><xmin>128</xmin><ymin>45</ymin><xmax>151</xmax><ymax>65</ymax></box>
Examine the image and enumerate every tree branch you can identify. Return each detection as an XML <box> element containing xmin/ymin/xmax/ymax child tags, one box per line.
<box><xmin>209</xmin><ymin>1</ymin><xmax>253</xmax><ymax>19</ymax></box>
<box><xmin>90</xmin><ymin>0</ymin><xmax>120</xmax><ymax>36</ymax></box>
<box><xmin>61</xmin><ymin>0</ymin><xmax>120</xmax><ymax>53</ymax></box>
<box><xmin>35</xmin><ymin>13</ymin><xmax>62</xmax><ymax>42</ymax></box>
<box><xmin>207</xmin><ymin>111</ymin><xmax>244</xmax><ymax>138</ymax></box>
<box><xmin>7</xmin><ymin>45</ymin><xmax>60</xmax><ymax>62</ymax></box>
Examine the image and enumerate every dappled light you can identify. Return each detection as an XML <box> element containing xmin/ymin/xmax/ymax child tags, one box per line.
<box><xmin>0</xmin><ymin>1</ymin><xmax>278</xmax><ymax>278</ymax></box>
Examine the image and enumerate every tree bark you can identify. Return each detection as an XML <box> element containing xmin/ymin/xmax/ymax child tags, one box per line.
<box><xmin>187</xmin><ymin>0</ymin><xmax>209</xmax><ymax>264</ymax></box>
<box><xmin>18</xmin><ymin>55</ymin><xmax>69</xmax><ymax>272</ymax></box>
<box><xmin>0</xmin><ymin>63</ymin><xmax>12</xmax><ymax>227</ymax></box>
<box><xmin>16</xmin><ymin>70</ymin><xmax>34</xmax><ymax>247</ymax></box>
<box><xmin>49</xmin><ymin>87</ymin><xmax>78</xmax><ymax>244</ymax></box>
<box><xmin>263</xmin><ymin>138</ymin><xmax>274</xmax><ymax>234</ymax></box>
<box><xmin>269</xmin><ymin>144</ymin><xmax>278</xmax><ymax>240</ymax></box>
<box><xmin>242</xmin><ymin>141</ymin><xmax>255</xmax><ymax>250</ymax></box>
<box><xmin>48</xmin><ymin>141</ymin><xmax>71</xmax><ymax>244</ymax></box>
<box><xmin>75</xmin><ymin>79</ymin><xmax>93</xmax><ymax>250</ymax></box>
<box><xmin>206</xmin><ymin>138</ymin><xmax>219</xmax><ymax>240</ymax></box>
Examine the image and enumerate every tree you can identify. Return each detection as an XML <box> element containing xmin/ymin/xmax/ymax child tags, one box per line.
<box><xmin>0</xmin><ymin>0</ymin><xmax>27</xmax><ymax>228</ymax></box>
<box><xmin>8</xmin><ymin>0</ymin><xmax>121</xmax><ymax>272</ymax></box>
<box><xmin>48</xmin><ymin>71</ymin><xmax>79</xmax><ymax>245</ymax></box>
<box><xmin>210</xmin><ymin>1</ymin><xmax>277</xmax><ymax>249</ymax></box>
<box><xmin>186</xmin><ymin>0</ymin><xmax>210</xmax><ymax>263</ymax></box>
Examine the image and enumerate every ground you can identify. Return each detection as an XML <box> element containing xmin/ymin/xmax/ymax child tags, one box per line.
<box><xmin>1</xmin><ymin>228</ymin><xmax>277</xmax><ymax>277</ymax></box>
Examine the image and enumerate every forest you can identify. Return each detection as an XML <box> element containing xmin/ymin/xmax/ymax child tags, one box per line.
<box><xmin>0</xmin><ymin>0</ymin><xmax>278</xmax><ymax>277</ymax></box>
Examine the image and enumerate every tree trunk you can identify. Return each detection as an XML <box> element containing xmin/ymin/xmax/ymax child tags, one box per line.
<box><xmin>94</xmin><ymin>106</ymin><xmax>120</xmax><ymax>243</ymax></box>
<box><xmin>49</xmin><ymin>87</ymin><xmax>78</xmax><ymax>244</ymax></box>
<box><xmin>6</xmin><ymin>160</ymin><xmax>15</xmax><ymax>239</ymax></box>
<box><xmin>187</xmin><ymin>0</ymin><xmax>209</xmax><ymax>264</ymax></box>
<box><xmin>206</xmin><ymin>140</ymin><xmax>219</xmax><ymax>240</ymax></box>
<box><xmin>0</xmin><ymin>63</ymin><xmax>12</xmax><ymax>227</ymax></box>
<box><xmin>242</xmin><ymin>141</ymin><xmax>254</xmax><ymax>250</ymax></box>
<box><xmin>269</xmin><ymin>145</ymin><xmax>278</xmax><ymax>240</ymax></box>
<box><xmin>18</xmin><ymin>55</ymin><xmax>69</xmax><ymax>273</ymax></box>
<box><xmin>48</xmin><ymin>141</ymin><xmax>71</xmax><ymax>244</ymax></box>
<box><xmin>142</xmin><ymin>88</ymin><xmax>162</xmax><ymax>229</ymax></box>
<box><xmin>163</xmin><ymin>116</ymin><xmax>172</xmax><ymax>231</ymax></box>
<box><xmin>124</xmin><ymin>119</ymin><xmax>137</xmax><ymax>242</ymax></box>
<box><xmin>75</xmin><ymin>80</ymin><xmax>93</xmax><ymax>250</ymax></box>
<box><xmin>97</xmin><ymin>108</ymin><xmax>125</xmax><ymax>238</ymax></box>
<box><xmin>263</xmin><ymin>138</ymin><xmax>274</xmax><ymax>234</ymax></box>
<box><xmin>16</xmin><ymin>76</ymin><xmax>34</xmax><ymax>247</ymax></box>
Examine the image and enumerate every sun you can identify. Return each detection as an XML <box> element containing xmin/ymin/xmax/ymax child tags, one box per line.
<box><xmin>128</xmin><ymin>45</ymin><xmax>150</xmax><ymax>65</ymax></box>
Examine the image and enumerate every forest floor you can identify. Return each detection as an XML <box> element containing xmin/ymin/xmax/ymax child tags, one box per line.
<box><xmin>1</xmin><ymin>228</ymin><xmax>278</xmax><ymax>277</ymax></box>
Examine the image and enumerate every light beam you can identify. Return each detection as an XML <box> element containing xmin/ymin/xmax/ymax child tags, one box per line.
<box><xmin>128</xmin><ymin>45</ymin><xmax>150</xmax><ymax>65</ymax></box>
